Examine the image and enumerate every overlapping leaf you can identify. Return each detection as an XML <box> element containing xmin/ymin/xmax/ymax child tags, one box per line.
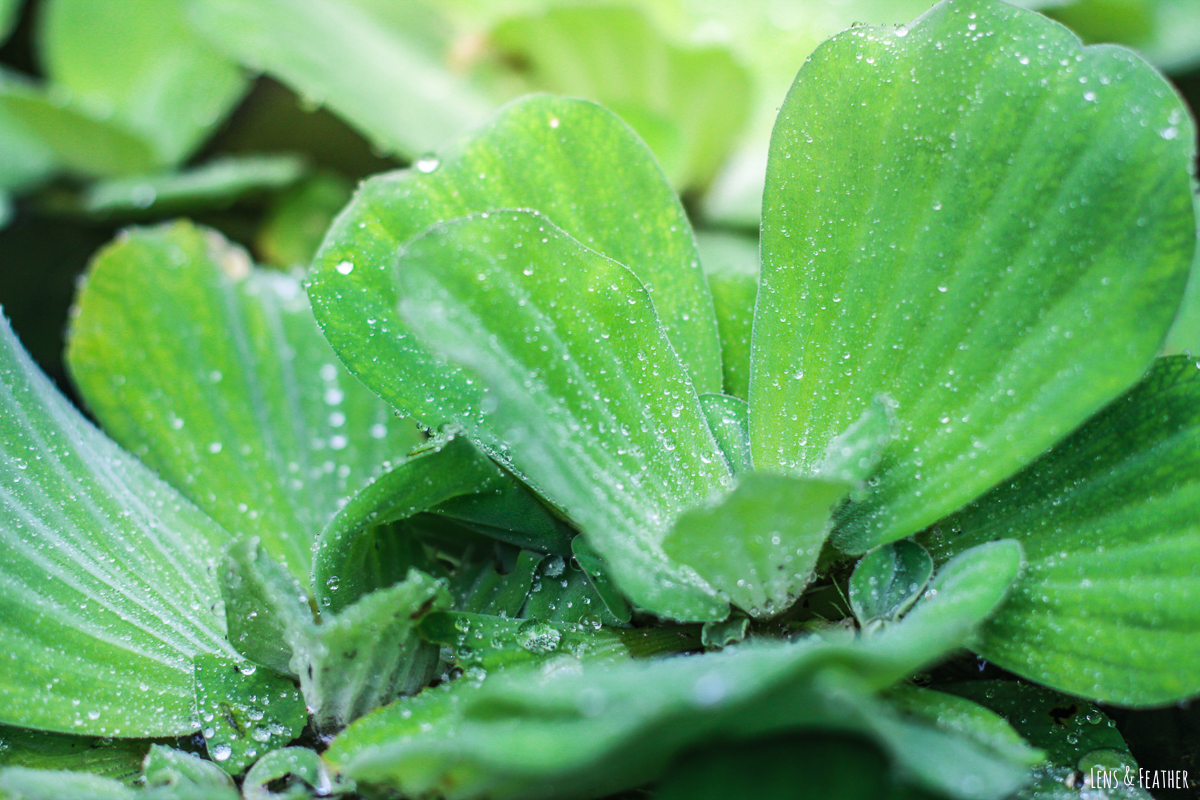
<box><xmin>388</xmin><ymin>210</ymin><xmax>731</xmax><ymax>621</ymax></box>
<box><xmin>67</xmin><ymin>222</ymin><xmax>422</xmax><ymax>580</ymax></box>
<box><xmin>752</xmin><ymin>0</ymin><xmax>1197</xmax><ymax>552</ymax></box>
<box><xmin>0</xmin><ymin>316</ymin><xmax>237</xmax><ymax>737</ymax></box>
<box><xmin>920</xmin><ymin>356</ymin><xmax>1200</xmax><ymax>705</ymax></box>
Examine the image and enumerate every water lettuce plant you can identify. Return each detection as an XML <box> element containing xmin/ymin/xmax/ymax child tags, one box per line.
<box><xmin>0</xmin><ymin>0</ymin><xmax>1198</xmax><ymax>797</ymax></box>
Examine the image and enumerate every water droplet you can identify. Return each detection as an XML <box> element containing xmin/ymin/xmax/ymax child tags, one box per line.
<box><xmin>211</xmin><ymin>742</ymin><xmax>232</xmax><ymax>762</ymax></box>
<box><xmin>208</xmin><ymin>442</ymin><xmax>223</xmax><ymax>454</ymax></box>
<box><xmin>415</xmin><ymin>154</ymin><xmax>440</xmax><ymax>173</ymax></box>
<box><xmin>516</xmin><ymin>620</ymin><xmax>561</xmax><ymax>654</ymax></box>
<box><xmin>335</xmin><ymin>260</ymin><xmax>355</xmax><ymax>275</ymax></box>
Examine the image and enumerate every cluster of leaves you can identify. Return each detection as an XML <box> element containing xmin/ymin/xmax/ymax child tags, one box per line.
<box><xmin>1</xmin><ymin>0</ymin><xmax>1200</xmax><ymax>798</ymax></box>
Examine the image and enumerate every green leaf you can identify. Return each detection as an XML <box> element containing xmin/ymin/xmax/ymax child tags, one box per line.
<box><xmin>220</xmin><ymin>537</ymin><xmax>310</xmax><ymax>675</ymax></box>
<box><xmin>243</xmin><ymin>747</ymin><xmax>344</xmax><ymax>799</ymax></box>
<box><xmin>293</xmin><ymin>571</ymin><xmax>448</xmax><ymax>732</ymax></box>
<box><xmin>187</xmin><ymin>0</ymin><xmax>489</xmax><ymax>158</ymax></box>
<box><xmin>82</xmin><ymin>155</ymin><xmax>306</xmax><ymax>215</ymax></box>
<box><xmin>142</xmin><ymin>746</ymin><xmax>235</xmax><ymax>790</ymax></box>
<box><xmin>817</xmin><ymin>396</ymin><xmax>897</xmax><ymax>487</ymax></box>
<box><xmin>570</xmin><ymin>537</ymin><xmax>632</xmax><ymax>625</ymax></box>
<box><xmin>752</xmin><ymin>0</ymin><xmax>1197</xmax><ymax>552</ymax></box>
<box><xmin>698</xmin><ymin>393</ymin><xmax>751</xmax><ymax>477</ymax></box>
<box><xmin>309</xmin><ymin>94</ymin><xmax>723</xmax><ymax>408</ymax></box>
<box><xmin>448</xmin><ymin>548</ymin><xmax>544</xmax><ymax>617</ymax></box>
<box><xmin>193</xmin><ymin>655</ymin><xmax>306</xmax><ymax>775</ymax></box>
<box><xmin>388</xmin><ymin>210</ymin><xmax>731</xmax><ymax>621</ymax></box>
<box><xmin>329</xmin><ymin>540</ymin><xmax>1022</xmax><ymax>799</ymax></box>
<box><xmin>919</xmin><ymin>356</ymin><xmax>1200</xmax><ymax>705</ymax></box>
<box><xmin>1049</xmin><ymin>0</ymin><xmax>1200</xmax><ymax>73</ymax></box>
<box><xmin>0</xmin><ymin>768</ymin><xmax>136</xmax><ymax>800</ymax></box>
<box><xmin>38</xmin><ymin>0</ymin><xmax>247</xmax><ymax>165</ymax></box>
<box><xmin>941</xmin><ymin>681</ymin><xmax>1149</xmax><ymax>799</ymax></box>
<box><xmin>491</xmin><ymin>7</ymin><xmax>751</xmax><ymax>191</ymax></box>
<box><xmin>661</xmin><ymin>473</ymin><xmax>849</xmax><ymax>619</ymax></box>
<box><xmin>521</xmin><ymin>555</ymin><xmax>624</xmax><ymax>628</ymax></box>
<box><xmin>0</xmin><ymin>0</ymin><xmax>20</xmax><ymax>45</ymax></box>
<box><xmin>0</xmin><ymin>316</ymin><xmax>237</xmax><ymax>737</ymax></box>
<box><xmin>695</xmin><ymin>231</ymin><xmax>759</xmax><ymax>401</ymax></box>
<box><xmin>67</xmin><ymin>222</ymin><xmax>423</xmax><ymax>581</ymax></box>
<box><xmin>0</xmin><ymin>70</ymin><xmax>160</xmax><ymax>177</ymax></box>
<box><xmin>0</xmin><ymin>727</ymin><xmax>149</xmax><ymax>784</ymax></box>
<box><xmin>0</xmin><ymin>104</ymin><xmax>56</xmax><ymax>193</ymax></box>
<box><xmin>849</xmin><ymin>540</ymin><xmax>934</xmax><ymax>627</ymax></box>
<box><xmin>256</xmin><ymin>172</ymin><xmax>354</xmax><ymax>270</ymax></box>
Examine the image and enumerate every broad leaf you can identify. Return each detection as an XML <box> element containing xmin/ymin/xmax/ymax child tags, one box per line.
<box><xmin>187</xmin><ymin>0</ymin><xmax>489</xmax><ymax>158</ymax></box>
<box><xmin>67</xmin><ymin>222</ymin><xmax>422</xmax><ymax>580</ymax></box>
<box><xmin>327</xmin><ymin>540</ymin><xmax>1022</xmax><ymax>799</ymax></box>
<box><xmin>752</xmin><ymin>0</ymin><xmax>1197</xmax><ymax>552</ymax></box>
<box><xmin>0</xmin><ymin>70</ymin><xmax>160</xmax><ymax>177</ymax></box>
<box><xmin>388</xmin><ymin>210</ymin><xmax>731</xmax><ymax>621</ymax></box>
<box><xmin>309</xmin><ymin>94</ymin><xmax>723</xmax><ymax>410</ymax></box>
<box><xmin>491</xmin><ymin>7</ymin><xmax>751</xmax><ymax>191</ymax></box>
<box><xmin>0</xmin><ymin>316</ymin><xmax>237</xmax><ymax>737</ymax></box>
<box><xmin>142</xmin><ymin>746</ymin><xmax>236</xmax><ymax>791</ymax></box>
<box><xmin>920</xmin><ymin>356</ymin><xmax>1200</xmax><ymax>705</ymax></box>
<box><xmin>886</xmin><ymin>685</ymin><xmax>1043</xmax><ymax>769</ymax></box>
<box><xmin>39</xmin><ymin>0</ymin><xmax>247</xmax><ymax>165</ymax></box>
<box><xmin>82</xmin><ymin>155</ymin><xmax>305</xmax><ymax>215</ymax></box>
<box><xmin>661</xmin><ymin>473</ymin><xmax>849</xmax><ymax>619</ymax></box>
<box><xmin>193</xmin><ymin>654</ymin><xmax>306</xmax><ymax>775</ymax></box>
<box><xmin>0</xmin><ymin>727</ymin><xmax>149</xmax><ymax>784</ymax></box>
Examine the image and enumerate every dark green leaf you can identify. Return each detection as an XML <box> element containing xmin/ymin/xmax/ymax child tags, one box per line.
<box><xmin>0</xmin><ymin>316</ymin><xmax>237</xmax><ymax>737</ymax></box>
<box><xmin>849</xmin><ymin>540</ymin><xmax>935</xmax><ymax>627</ymax></box>
<box><xmin>0</xmin><ymin>727</ymin><xmax>149</xmax><ymax>784</ymax></box>
<box><xmin>661</xmin><ymin>473</ymin><xmax>849</xmax><ymax>618</ymax></box>
<box><xmin>39</xmin><ymin>0</ymin><xmax>247</xmax><ymax>165</ymax></box>
<box><xmin>330</xmin><ymin>539</ymin><xmax>1022</xmax><ymax>799</ymax></box>
<box><xmin>192</xmin><ymin>654</ymin><xmax>306</xmax><ymax>775</ymax></box>
<box><xmin>521</xmin><ymin>555</ymin><xmax>624</xmax><ymax>628</ymax></box>
<box><xmin>242</xmin><ymin>747</ymin><xmax>345</xmax><ymax>799</ymax></box>
<box><xmin>388</xmin><ymin>210</ymin><xmax>731</xmax><ymax>621</ymax></box>
<box><xmin>448</xmin><ymin>548</ymin><xmax>544</xmax><ymax>617</ymax></box>
<box><xmin>920</xmin><ymin>356</ymin><xmax>1200</xmax><ymax>705</ymax></box>
<box><xmin>67</xmin><ymin>222</ymin><xmax>422</xmax><ymax>581</ymax></box>
<box><xmin>570</xmin><ymin>537</ymin><xmax>632</xmax><ymax>625</ymax></box>
<box><xmin>752</xmin><ymin>0</ymin><xmax>1197</xmax><ymax>552</ymax></box>
<box><xmin>309</xmin><ymin>94</ymin><xmax>723</xmax><ymax>410</ymax></box>
<box><xmin>256</xmin><ymin>172</ymin><xmax>354</xmax><ymax>269</ymax></box>
<box><xmin>887</xmin><ymin>685</ymin><xmax>1043</xmax><ymax>769</ymax></box>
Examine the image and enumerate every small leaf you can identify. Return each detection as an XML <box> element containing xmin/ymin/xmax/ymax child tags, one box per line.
<box><xmin>920</xmin><ymin>356</ymin><xmax>1200</xmax><ymax>705</ymax></box>
<box><xmin>521</xmin><ymin>555</ymin><xmax>624</xmax><ymax>628</ymax></box>
<box><xmin>67</xmin><ymin>222</ymin><xmax>422</xmax><ymax>581</ymax></box>
<box><xmin>887</xmin><ymin>685</ymin><xmax>1043</xmax><ymax>770</ymax></box>
<box><xmin>142</xmin><ymin>745</ymin><xmax>236</xmax><ymax>790</ymax></box>
<box><xmin>700</xmin><ymin>613</ymin><xmax>750</xmax><ymax>650</ymax></box>
<box><xmin>243</xmin><ymin>747</ymin><xmax>343</xmax><ymax>800</ymax></box>
<box><xmin>309</xmin><ymin>94</ymin><xmax>723</xmax><ymax>410</ymax></box>
<box><xmin>696</xmin><ymin>231</ymin><xmax>759</xmax><ymax>400</ymax></box>
<box><xmin>256</xmin><ymin>171</ymin><xmax>354</xmax><ymax>270</ymax></box>
<box><xmin>849</xmin><ymin>540</ymin><xmax>935</xmax><ymax>627</ymax></box>
<box><xmin>449</xmin><ymin>548</ymin><xmax>544</xmax><ymax>617</ymax></box>
<box><xmin>817</xmin><ymin>396</ymin><xmax>897</xmax><ymax>486</ymax></box>
<box><xmin>662</xmin><ymin>473</ymin><xmax>849</xmax><ymax>619</ymax></box>
<box><xmin>192</xmin><ymin>654</ymin><xmax>306</xmax><ymax>775</ymax></box>
<box><xmin>570</xmin><ymin>537</ymin><xmax>632</xmax><ymax>624</ymax></box>
<box><xmin>391</xmin><ymin>210</ymin><xmax>731</xmax><ymax>621</ymax></box>
<box><xmin>187</xmin><ymin>0</ymin><xmax>489</xmax><ymax>158</ymax></box>
<box><xmin>39</xmin><ymin>0</ymin><xmax>247</xmax><ymax>165</ymax></box>
<box><xmin>698</xmin><ymin>393</ymin><xmax>751</xmax><ymax>476</ymax></box>
<box><xmin>82</xmin><ymin>155</ymin><xmax>306</xmax><ymax>215</ymax></box>
<box><xmin>752</xmin><ymin>0</ymin><xmax>1197</xmax><ymax>552</ymax></box>
<box><xmin>220</xmin><ymin>537</ymin><xmax>311</xmax><ymax>676</ymax></box>
<box><xmin>0</xmin><ymin>316</ymin><xmax>236</xmax><ymax>737</ymax></box>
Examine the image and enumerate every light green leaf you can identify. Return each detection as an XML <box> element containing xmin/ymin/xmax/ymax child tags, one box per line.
<box><xmin>919</xmin><ymin>356</ymin><xmax>1200</xmax><ymax>705</ymax></box>
<box><xmin>389</xmin><ymin>210</ymin><xmax>731</xmax><ymax>621</ymax></box>
<box><xmin>0</xmin><ymin>316</ymin><xmax>237</xmax><ymax>737</ymax></box>
<box><xmin>309</xmin><ymin>94</ymin><xmax>722</xmax><ymax>409</ymax></box>
<box><xmin>0</xmin><ymin>768</ymin><xmax>136</xmax><ymax>800</ymax></box>
<box><xmin>220</xmin><ymin>537</ymin><xmax>310</xmax><ymax>675</ymax></box>
<box><xmin>941</xmin><ymin>681</ymin><xmax>1149</xmax><ymax>799</ymax></box>
<box><xmin>752</xmin><ymin>0</ymin><xmax>1197</xmax><ymax>553</ymax></box>
<box><xmin>328</xmin><ymin>540</ymin><xmax>1022</xmax><ymax>799</ymax></box>
<box><xmin>292</xmin><ymin>571</ymin><xmax>448</xmax><ymax>733</ymax></box>
<box><xmin>698</xmin><ymin>393</ymin><xmax>751</xmax><ymax>476</ymax></box>
<box><xmin>187</xmin><ymin>0</ymin><xmax>489</xmax><ymax>158</ymax></box>
<box><xmin>142</xmin><ymin>746</ymin><xmax>235</xmax><ymax>790</ymax></box>
<box><xmin>849</xmin><ymin>540</ymin><xmax>935</xmax><ymax>627</ymax></box>
<box><xmin>39</xmin><ymin>0</ymin><xmax>247</xmax><ymax>165</ymax></box>
<box><xmin>82</xmin><ymin>155</ymin><xmax>305</xmax><ymax>215</ymax></box>
<box><xmin>817</xmin><ymin>396</ymin><xmax>897</xmax><ymax>487</ymax></box>
<box><xmin>0</xmin><ymin>727</ymin><xmax>149</xmax><ymax>784</ymax></box>
<box><xmin>695</xmin><ymin>231</ymin><xmax>759</xmax><ymax>401</ymax></box>
<box><xmin>661</xmin><ymin>473</ymin><xmax>849</xmax><ymax>619</ymax></box>
<box><xmin>0</xmin><ymin>70</ymin><xmax>160</xmax><ymax>177</ymax></box>
<box><xmin>491</xmin><ymin>7</ymin><xmax>751</xmax><ymax>191</ymax></box>
<box><xmin>1049</xmin><ymin>0</ymin><xmax>1200</xmax><ymax>73</ymax></box>
<box><xmin>0</xmin><ymin>105</ymin><xmax>55</xmax><ymax>192</ymax></box>
<box><xmin>243</xmin><ymin>747</ymin><xmax>344</xmax><ymax>800</ymax></box>
<box><xmin>67</xmin><ymin>222</ymin><xmax>422</xmax><ymax>581</ymax></box>
<box><xmin>192</xmin><ymin>654</ymin><xmax>306</xmax><ymax>775</ymax></box>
